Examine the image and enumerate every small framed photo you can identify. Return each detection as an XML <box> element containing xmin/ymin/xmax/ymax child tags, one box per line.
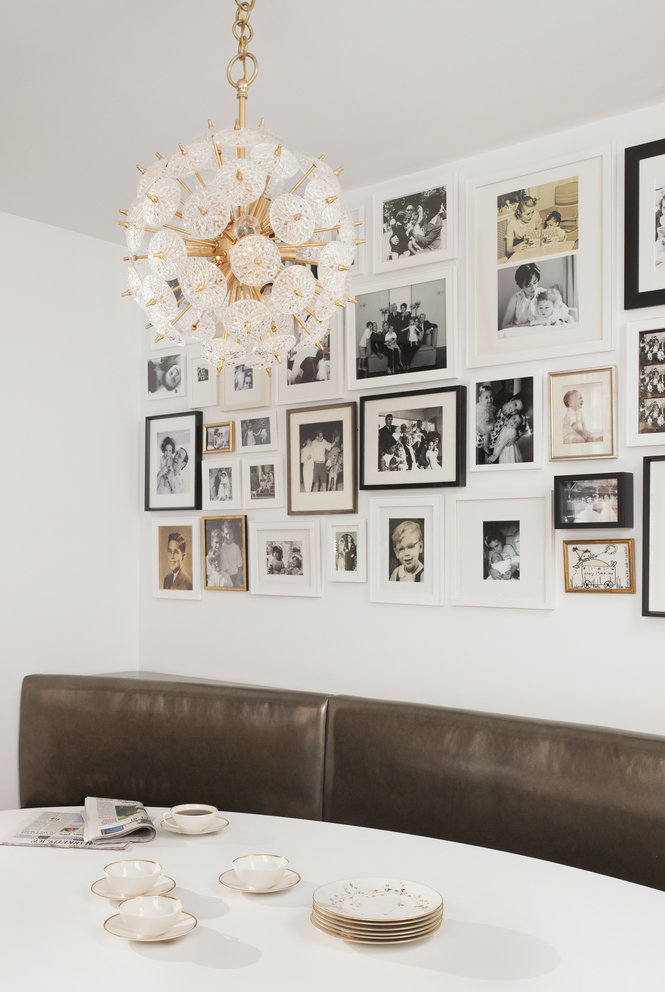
<box><xmin>286</xmin><ymin>402</ymin><xmax>357</xmax><ymax>515</ymax></box>
<box><xmin>346</xmin><ymin>263</ymin><xmax>457</xmax><ymax>391</ymax></box>
<box><xmin>202</xmin><ymin>515</ymin><xmax>248</xmax><ymax>591</ymax></box>
<box><xmin>276</xmin><ymin>314</ymin><xmax>343</xmax><ymax>406</ymax></box>
<box><xmin>325</xmin><ymin>519</ymin><xmax>367</xmax><ymax>583</ymax></box>
<box><xmin>643</xmin><ymin>455</ymin><xmax>665</xmax><ymax>616</ymax></box>
<box><xmin>249</xmin><ymin>519</ymin><xmax>321</xmax><ymax>597</ymax></box>
<box><xmin>549</xmin><ymin>367</ymin><xmax>616</xmax><ymax>460</ymax></box>
<box><xmin>218</xmin><ymin>361</ymin><xmax>271</xmax><ymax>411</ymax></box>
<box><xmin>471</xmin><ymin>375</ymin><xmax>539</xmax><ymax>471</ymax></box>
<box><xmin>453</xmin><ymin>494</ymin><xmax>554</xmax><ymax>610</ymax></box>
<box><xmin>242</xmin><ymin>456</ymin><xmax>284</xmax><ymax>510</ymax></box>
<box><xmin>360</xmin><ymin>386</ymin><xmax>466</xmax><ymax>490</ymax></box>
<box><xmin>187</xmin><ymin>354</ymin><xmax>218</xmax><ymax>408</ymax></box>
<box><xmin>372</xmin><ymin>173</ymin><xmax>456</xmax><ymax>274</ymax></box>
<box><xmin>237</xmin><ymin>411</ymin><xmax>278</xmax><ymax>453</ymax></box>
<box><xmin>369</xmin><ymin>496</ymin><xmax>443</xmax><ymax>606</ymax></box>
<box><xmin>152</xmin><ymin>519</ymin><xmax>201</xmax><ymax>599</ymax></box>
<box><xmin>624</xmin><ymin>138</ymin><xmax>665</xmax><ymax>309</ymax></box>
<box><xmin>553</xmin><ymin>472</ymin><xmax>633</xmax><ymax>529</ymax></box>
<box><xmin>145</xmin><ymin>411</ymin><xmax>202</xmax><ymax>511</ymax></box>
<box><xmin>202</xmin><ymin>456</ymin><xmax>242</xmax><ymax>512</ymax></box>
<box><xmin>147</xmin><ymin>351</ymin><xmax>185</xmax><ymax>401</ymax></box>
<box><xmin>203</xmin><ymin>421</ymin><xmax>234</xmax><ymax>454</ymax></box>
<box><xmin>563</xmin><ymin>540</ymin><xmax>635</xmax><ymax>594</ymax></box>
<box><xmin>626</xmin><ymin>317</ymin><xmax>665</xmax><ymax>446</ymax></box>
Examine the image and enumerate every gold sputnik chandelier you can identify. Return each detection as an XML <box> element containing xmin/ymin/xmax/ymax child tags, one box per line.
<box><xmin>120</xmin><ymin>0</ymin><xmax>361</xmax><ymax>375</ymax></box>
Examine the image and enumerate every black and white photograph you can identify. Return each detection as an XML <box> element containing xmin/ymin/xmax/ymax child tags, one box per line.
<box><xmin>204</xmin><ymin>421</ymin><xmax>234</xmax><ymax>454</ymax></box>
<box><xmin>202</xmin><ymin>515</ymin><xmax>248</xmax><ymax>591</ymax></box>
<box><xmin>563</xmin><ymin>540</ymin><xmax>635</xmax><ymax>593</ymax></box>
<box><xmin>625</xmin><ymin>139</ymin><xmax>665</xmax><ymax>308</ymax></box>
<box><xmin>326</xmin><ymin>519</ymin><xmax>367</xmax><ymax>584</ymax></box>
<box><xmin>237</xmin><ymin>412</ymin><xmax>277</xmax><ymax>453</ymax></box>
<box><xmin>369</xmin><ymin>497</ymin><xmax>442</xmax><ymax>606</ymax></box>
<box><xmin>152</xmin><ymin>519</ymin><xmax>201</xmax><ymax>600</ymax></box>
<box><xmin>497</xmin><ymin>177</ymin><xmax>579</xmax><ymax>264</ymax></box>
<box><xmin>554</xmin><ymin>473</ymin><xmax>633</xmax><ymax>529</ymax></box>
<box><xmin>218</xmin><ymin>361</ymin><xmax>271</xmax><ymax>411</ymax></box>
<box><xmin>187</xmin><ymin>354</ymin><xmax>218</xmax><ymax>407</ymax></box>
<box><xmin>202</xmin><ymin>456</ymin><xmax>242</xmax><ymax>512</ymax></box>
<box><xmin>147</xmin><ymin>351</ymin><xmax>184</xmax><ymax>400</ymax></box>
<box><xmin>145</xmin><ymin>411</ymin><xmax>202</xmax><ymax>511</ymax></box>
<box><xmin>643</xmin><ymin>456</ymin><xmax>665</xmax><ymax>615</ymax></box>
<box><xmin>335</xmin><ymin>531</ymin><xmax>358</xmax><ymax>574</ymax></box>
<box><xmin>377</xmin><ymin>409</ymin><xmax>442</xmax><ymax>473</ymax></box>
<box><xmin>373</xmin><ymin>175</ymin><xmax>455</xmax><ymax>275</ymax></box>
<box><xmin>655</xmin><ymin>187</ymin><xmax>665</xmax><ymax>269</ymax></box>
<box><xmin>474</xmin><ymin>377</ymin><xmax>534</xmax><ymax>467</ymax></box>
<box><xmin>297</xmin><ymin>419</ymin><xmax>344</xmax><ymax>493</ymax></box>
<box><xmin>248</xmin><ymin>520</ymin><xmax>321</xmax><ymax>597</ymax></box>
<box><xmin>498</xmin><ymin>257</ymin><xmax>579</xmax><ymax>334</ymax></box>
<box><xmin>287</xmin><ymin>403</ymin><xmax>357</xmax><ymax>515</ymax></box>
<box><xmin>639</xmin><ymin>327</ymin><xmax>665</xmax><ymax>436</ymax></box>
<box><xmin>265</xmin><ymin>540</ymin><xmax>303</xmax><ymax>576</ymax></box>
<box><xmin>483</xmin><ymin>520</ymin><xmax>520</xmax><ymax>581</ymax></box>
<box><xmin>242</xmin><ymin>456</ymin><xmax>284</xmax><ymax>509</ymax></box>
<box><xmin>388</xmin><ymin>516</ymin><xmax>425</xmax><ymax>583</ymax></box>
<box><xmin>549</xmin><ymin>367</ymin><xmax>615</xmax><ymax>460</ymax></box>
<box><xmin>249</xmin><ymin>463</ymin><xmax>276</xmax><ymax>500</ymax></box>
<box><xmin>277</xmin><ymin>315</ymin><xmax>342</xmax><ymax>405</ymax></box>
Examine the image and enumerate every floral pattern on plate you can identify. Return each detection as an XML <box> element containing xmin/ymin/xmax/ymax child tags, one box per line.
<box><xmin>312</xmin><ymin>877</ymin><xmax>442</xmax><ymax>921</ymax></box>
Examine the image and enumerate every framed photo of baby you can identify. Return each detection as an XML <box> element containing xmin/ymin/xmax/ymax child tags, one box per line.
<box><xmin>152</xmin><ymin>519</ymin><xmax>201</xmax><ymax>600</ymax></box>
<box><xmin>145</xmin><ymin>411</ymin><xmax>202</xmax><ymax>511</ymax></box>
<box><xmin>369</xmin><ymin>496</ymin><xmax>443</xmax><ymax>606</ymax></box>
<box><xmin>202</xmin><ymin>515</ymin><xmax>248</xmax><ymax>591</ymax></box>
<box><xmin>472</xmin><ymin>375</ymin><xmax>538</xmax><ymax>471</ymax></box>
<box><xmin>286</xmin><ymin>402</ymin><xmax>357</xmax><ymax>515</ymax></box>
<box><xmin>549</xmin><ymin>367</ymin><xmax>616</xmax><ymax>460</ymax></box>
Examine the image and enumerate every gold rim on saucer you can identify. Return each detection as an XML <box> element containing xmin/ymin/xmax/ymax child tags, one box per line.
<box><xmin>218</xmin><ymin>868</ymin><xmax>301</xmax><ymax>893</ymax></box>
<box><xmin>103</xmin><ymin>910</ymin><xmax>197</xmax><ymax>942</ymax></box>
<box><xmin>91</xmin><ymin>875</ymin><xmax>176</xmax><ymax>900</ymax></box>
<box><xmin>310</xmin><ymin>912</ymin><xmax>442</xmax><ymax>944</ymax></box>
<box><xmin>160</xmin><ymin>813</ymin><xmax>229</xmax><ymax>835</ymax></box>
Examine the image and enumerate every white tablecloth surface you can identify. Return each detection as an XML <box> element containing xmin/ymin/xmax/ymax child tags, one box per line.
<box><xmin>1</xmin><ymin>806</ymin><xmax>664</xmax><ymax>990</ymax></box>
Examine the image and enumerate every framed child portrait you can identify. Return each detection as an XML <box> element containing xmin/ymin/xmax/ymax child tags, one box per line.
<box><xmin>325</xmin><ymin>519</ymin><xmax>367</xmax><ymax>584</ymax></box>
<box><xmin>626</xmin><ymin>316</ymin><xmax>665</xmax><ymax>446</ymax></box>
<box><xmin>563</xmin><ymin>539</ymin><xmax>635</xmax><ymax>594</ymax></box>
<box><xmin>145</xmin><ymin>411</ymin><xmax>202</xmax><ymax>511</ymax></box>
<box><xmin>218</xmin><ymin>360</ymin><xmax>271</xmax><ymax>411</ymax></box>
<box><xmin>202</xmin><ymin>456</ymin><xmax>243</xmax><ymax>512</ymax></box>
<box><xmin>147</xmin><ymin>351</ymin><xmax>186</xmax><ymax>401</ymax></box>
<box><xmin>202</xmin><ymin>515</ymin><xmax>248</xmax><ymax>592</ymax></box>
<box><xmin>372</xmin><ymin>172</ymin><xmax>456</xmax><ymax>275</ymax></box>
<box><xmin>152</xmin><ymin>519</ymin><xmax>201</xmax><ymax>600</ymax></box>
<box><xmin>553</xmin><ymin>472</ymin><xmax>633</xmax><ymax>529</ymax></box>
<box><xmin>248</xmin><ymin>519</ymin><xmax>321</xmax><ymax>598</ymax></box>
<box><xmin>286</xmin><ymin>402</ymin><xmax>357</xmax><ymax>515</ymax></box>
<box><xmin>624</xmin><ymin>138</ymin><xmax>665</xmax><ymax>310</ymax></box>
<box><xmin>643</xmin><ymin>455</ymin><xmax>665</xmax><ymax>617</ymax></box>
<box><xmin>237</xmin><ymin>411</ymin><xmax>278</xmax><ymax>453</ymax></box>
<box><xmin>471</xmin><ymin>375</ymin><xmax>540</xmax><ymax>472</ymax></box>
<box><xmin>369</xmin><ymin>496</ymin><xmax>443</xmax><ymax>606</ymax></box>
<box><xmin>242</xmin><ymin>456</ymin><xmax>284</xmax><ymax>510</ymax></box>
<box><xmin>549</xmin><ymin>367</ymin><xmax>616</xmax><ymax>460</ymax></box>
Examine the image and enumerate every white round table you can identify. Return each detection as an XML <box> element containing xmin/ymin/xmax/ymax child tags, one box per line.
<box><xmin>2</xmin><ymin>807</ymin><xmax>664</xmax><ymax>990</ymax></box>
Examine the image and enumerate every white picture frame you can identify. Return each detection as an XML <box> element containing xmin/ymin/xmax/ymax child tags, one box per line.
<box><xmin>187</xmin><ymin>353</ymin><xmax>218</xmax><ymax>408</ymax></box>
<box><xmin>242</xmin><ymin>455</ymin><xmax>284</xmax><ymax>510</ymax></box>
<box><xmin>470</xmin><ymin>374</ymin><xmax>542</xmax><ymax>472</ymax></box>
<box><xmin>249</xmin><ymin>519</ymin><xmax>321</xmax><ymax>597</ymax></box>
<box><xmin>201</xmin><ymin>455</ymin><xmax>243</xmax><ymax>512</ymax></box>
<box><xmin>369</xmin><ymin>496</ymin><xmax>443</xmax><ymax>606</ymax></box>
<box><xmin>152</xmin><ymin>518</ymin><xmax>201</xmax><ymax>600</ymax></box>
<box><xmin>218</xmin><ymin>361</ymin><xmax>272</xmax><ymax>411</ymax></box>
<box><xmin>276</xmin><ymin>313</ymin><xmax>343</xmax><ymax>406</ymax></box>
<box><xmin>236</xmin><ymin>410</ymin><xmax>278</xmax><ymax>453</ymax></box>
<box><xmin>372</xmin><ymin>171</ymin><xmax>456</xmax><ymax>275</ymax></box>
<box><xmin>146</xmin><ymin>351</ymin><xmax>186</xmax><ymax>401</ymax></box>
<box><xmin>626</xmin><ymin>316</ymin><xmax>665</xmax><ymax>446</ymax></box>
<box><xmin>453</xmin><ymin>493</ymin><xmax>554</xmax><ymax>610</ymax></box>
<box><xmin>325</xmin><ymin>518</ymin><xmax>367</xmax><ymax>584</ymax></box>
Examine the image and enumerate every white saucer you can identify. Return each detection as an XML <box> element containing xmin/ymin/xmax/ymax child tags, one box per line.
<box><xmin>91</xmin><ymin>875</ymin><xmax>176</xmax><ymax>900</ymax></box>
<box><xmin>218</xmin><ymin>868</ymin><xmax>301</xmax><ymax>893</ymax></box>
<box><xmin>103</xmin><ymin>911</ymin><xmax>197</xmax><ymax>941</ymax></box>
<box><xmin>160</xmin><ymin>813</ymin><xmax>229</xmax><ymax>835</ymax></box>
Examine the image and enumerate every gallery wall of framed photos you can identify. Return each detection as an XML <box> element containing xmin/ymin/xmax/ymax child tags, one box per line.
<box><xmin>137</xmin><ymin>106</ymin><xmax>665</xmax><ymax>738</ymax></box>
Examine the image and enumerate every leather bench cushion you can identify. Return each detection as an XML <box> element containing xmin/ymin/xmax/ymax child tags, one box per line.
<box><xmin>323</xmin><ymin>695</ymin><xmax>665</xmax><ymax>890</ymax></box>
<box><xmin>19</xmin><ymin>674</ymin><xmax>328</xmax><ymax>820</ymax></box>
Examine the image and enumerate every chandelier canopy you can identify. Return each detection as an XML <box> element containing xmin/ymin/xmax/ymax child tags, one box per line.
<box><xmin>120</xmin><ymin>0</ymin><xmax>361</xmax><ymax>375</ymax></box>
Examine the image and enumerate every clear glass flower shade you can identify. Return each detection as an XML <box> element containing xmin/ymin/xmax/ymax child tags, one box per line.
<box><xmin>215</xmin><ymin>161</ymin><xmax>267</xmax><ymax>205</ymax></box>
<box><xmin>250</xmin><ymin>142</ymin><xmax>299</xmax><ymax>179</ymax></box>
<box><xmin>141</xmin><ymin>179</ymin><xmax>181</xmax><ymax>226</ymax></box>
<box><xmin>186</xmin><ymin>308</ymin><xmax>217</xmax><ymax>343</ymax></box>
<box><xmin>181</xmin><ymin>189</ymin><xmax>231</xmax><ymax>239</ymax></box>
<box><xmin>223</xmin><ymin>299</ymin><xmax>272</xmax><ymax>340</ymax></box>
<box><xmin>312</xmin><ymin>289</ymin><xmax>340</xmax><ymax>321</ymax></box>
<box><xmin>230</xmin><ymin>234</ymin><xmax>282</xmax><ymax>287</ymax></box>
<box><xmin>152</xmin><ymin>316</ymin><xmax>184</xmax><ymax>346</ymax></box>
<box><xmin>127</xmin><ymin>266</ymin><xmax>143</xmax><ymax>301</ymax></box>
<box><xmin>136</xmin><ymin>160</ymin><xmax>168</xmax><ymax>197</ymax></box>
<box><xmin>305</xmin><ymin>171</ymin><xmax>342</xmax><ymax>204</ymax></box>
<box><xmin>140</xmin><ymin>274</ymin><xmax>179</xmax><ymax>320</ymax></box>
<box><xmin>271</xmin><ymin>265</ymin><xmax>316</xmax><ymax>313</ymax></box>
<box><xmin>148</xmin><ymin>231</ymin><xmax>187</xmax><ymax>280</ymax></box>
<box><xmin>201</xmin><ymin>336</ymin><xmax>246</xmax><ymax>367</ymax></box>
<box><xmin>316</xmin><ymin>242</ymin><xmax>355</xmax><ymax>294</ymax></box>
<box><xmin>125</xmin><ymin>223</ymin><xmax>144</xmax><ymax>254</ymax></box>
<box><xmin>181</xmin><ymin>260</ymin><xmax>228</xmax><ymax>309</ymax></box>
<box><xmin>166</xmin><ymin>139</ymin><xmax>214</xmax><ymax>176</ymax></box>
<box><xmin>213</xmin><ymin>126</ymin><xmax>264</xmax><ymax>149</ymax></box>
<box><xmin>269</xmin><ymin>193</ymin><xmax>315</xmax><ymax>244</ymax></box>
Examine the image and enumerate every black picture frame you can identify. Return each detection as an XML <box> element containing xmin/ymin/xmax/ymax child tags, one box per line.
<box><xmin>359</xmin><ymin>385</ymin><xmax>466</xmax><ymax>490</ymax></box>
<box><xmin>624</xmin><ymin>138</ymin><xmax>665</xmax><ymax>310</ymax></box>
<box><xmin>145</xmin><ymin>411</ymin><xmax>203</xmax><ymax>511</ymax></box>
<box><xmin>553</xmin><ymin>472</ymin><xmax>633</xmax><ymax>529</ymax></box>
<box><xmin>643</xmin><ymin>455</ymin><xmax>665</xmax><ymax>617</ymax></box>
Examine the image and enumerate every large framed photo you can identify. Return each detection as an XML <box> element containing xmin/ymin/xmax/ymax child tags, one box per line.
<box><xmin>453</xmin><ymin>494</ymin><xmax>554</xmax><ymax>610</ymax></box>
<box><xmin>249</xmin><ymin>519</ymin><xmax>321</xmax><ymax>597</ymax></box>
<box><xmin>360</xmin><ymin>386</ymin><xmax>466</xmax><ymax>490</ymax></box>
<box><xmin>202</xmin><ymin>456</ymin><xmax>242</xmax><ymax>512</ymax></box>
<box><xmin>626</xmin><ymin>317</ymin><xmax>665</xmax><ymax>445</ymax></box>
<box><xmin>218</xmin><ymin>360</ymin><xmax>271</xmax><ymax>411</ymax></box>
<box><xmin>203</xmin><ymin>420</ymin><xmax>234</xmax><ymax>454</ymax></box>
<box><xmin>563</xmin><ymin>539</ymin><xmax>635</xmax><ymax>594</ymax></box>
<box><xmin>369</xmin><ymin>496</ymin><xmax>443</xmax><ymax>606</ymax></box>
<box><xmin>553</xmin><ymin>472</ymin><xmax>633</xmax><ymax>529</ymax></box>
<box><xmin>372</xmin><ymin>173</ymin><xmax>456</xmax><ymax>274</ymax></box>
<box><xmin>276</xmin><ymin>314</ymin><xmax>342</xmax><ymax>406</ymax></box>
<box><xmin>237</xmin><ymin>411</ymin><xmax>277</xmax><ymax>453</ymax></box>
<box><xmin>471</xmin><ymin>375</ymin><xmax>539</xmax><ymax>471</ymax></box>
<box><xmin>346</xmin><ymin>264</ymin><xmax>456</xmax><ymax>391</ymax></box>
<box><xmin>242</xmin><ymin>456</ymin><xmax>284</xmax><ymax>510</ymax></box>
<box><xmin>145</xmin><ymin>411</ymin><xmax>202</xmax><ymax>511</ymax></box>
<box><xmin>325</xmin><ymin>519</ymin><xmax>367</xmax><ymax>584</ymax></box>
<box><xmin>152</xmin><ymin>519</ymin><xmax>201</xmax><ymax>600</ymax></box>
<box><xmin>468</xmin><ymin>150</ymin><xmax>611</xmax><ymax>367</ymax></box>
<box><xmin>187</xmin><ymin>354</ymin><xmax>218</xmax><ymax>408</ymax></box>
<box><xmin>643</xmin><ymin>455</ymin><xmax>665</xmax><ymax>616</ymax></box>
<box><xmin>549</xmin><ymin>367</ymin><xmax>616</xmax><ymax>460</ymax></box>
<box><xmin>625</xmin><ymin>138</ymin><xmax>665</xmax><ymax>309</ymax></box>
<box><xmin>286</xmin><ymin>402</ymin><xmax>357</xmax><ymax>515</ymax></box>
<box><xmin>202</xmin><ymin>515</ymin><xmax>248</xmax><ymax>591</ymax></box>
<box><xmin>146</xmin><ymin>351</ymin><xmax>186</xmax><ymax>401</ymax></box>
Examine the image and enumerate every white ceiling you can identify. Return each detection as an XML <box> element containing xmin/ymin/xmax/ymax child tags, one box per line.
<box><xmin>1</xmin><ymin>0</ymin><xmax>663</xmax><ymax>245</ymax></box>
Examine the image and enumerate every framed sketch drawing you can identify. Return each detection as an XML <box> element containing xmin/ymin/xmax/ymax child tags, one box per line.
<box><xmin>467</xmin><ymin>150</ymin><xmax>611</xmax><ymax>367</ymax></box>
<box><xmin>187</xmin><ymin>354</ymin><xmax>218</xmax><ymax>408</ymax></box>
<box><xmin>346</xmin><ymin>263</ymin><xmax>457</xmax><ymax>391</ymax></box>
<box><xmin>325</xmin><ymin>519</ymin><xmax>367</xmax><ymax>583</ymax></box>
<box><xmin>236</xmin><ymin>411</ymin><xmax>278</xmax><ymax>453</ymax></box>
<box><xmin>369</xmin><ymin>496</ymin><xmax>443</xmax><ymax>606</ymax></box>
<box><xmin>147</xmin><ymin>351</ymin><xmax>186</xmax><ymax>401</ymax></box>
<box><xmin>202</xmin><ymin>456</ymin><xmax>242</xmax><ymax>512</ymax></box>
<box><xmin>549</xmin><ymin>367</ymin><xmax>616</xmax><ymax>460</ymax></box>
<box><xmin>471</xmin><ymin>375</ymin><xmax>540</xmax><ymax>471</ymax></box>
<box><xmin>453</xmin><ymin>494</ymin><xmax>554</xmax><ymax>610</ymax></box>
<box><xmin>563</xmin><ymin>539</ymin><xmax>635</xmax><ymax>594</ymax></box>
<box><xmin>643</xmin><ymin>455</ymin><xmax>665</xmax><ymax>617</ymax></box>
<box><xmin>145</xmin><ymin>411</ymin><xmax>202</xmax><ymax>511</ymax></box>
<box><xmin>249</xmin><ymin>519</ymin><xmax>321</xmax><ymax>597</ymax></box>
<box><xmin>202</xmin><ymin>515</ymin><xmax>248</xmax><ymax>591</ymax></box>
<box><xmin>286</xmin><ymin>402</ymin><xmax>357</xmax><ymax>515</ymax></box>
<box><xmin>553</xmin><ymin>472</ymin><xmax>633</xmax><ymax>529</ymax></box>
<box><xmin>625</xmin><ymin>138</ymin><xmax>665</xmax><ymax>309</ymax></box>
<box><xmin>360</xmin><ymin>386</ymin><xmax>466</xmax><ymax>490</ymax></box>
<box><xmin>242</xmin><ymin>456</ymin><xmax>284</xmax><ymax>510</ymax></box>
<box><xmin>372</xmin><ymin>172</ymin><xmax>456</xmax><ymax>274</ymax></box>
<box><xmin>276</xmin><ymin>313</ymin><xmax>343</xmax><ymax>406</ymax></box>
<box><xmin>152</xmin><ymin>519</ymin><xmax>201</xmax><ymax>600</ymax></box>
<box><xmin>626</xmin><ymin>316</ymin><xmax>665</xmax><ymax>445</ymax></box>
<box><xmin>218</xmin><ymin>361</ymin><xmax>271</xmax><ymax>411</ymax></box>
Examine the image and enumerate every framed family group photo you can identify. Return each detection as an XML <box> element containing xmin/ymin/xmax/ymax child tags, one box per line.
<box><xmin>643</xmin><ymin>455</ymin><xmax>665</xmax><ymax>617</ymax></box>
<box><xmin>548</xmin><ymin>367</ymin><xmax>616</xmax><ymax>460</ymax></box>
<box><xmin>369</xmin><ymin>496</ymin><xmax>443</xmax><ymax>606</ymax></box>
<box><xmin>152</xmin><ymin>519</ymin><xmax>201</xmax><ymax>600</ymax></box>
<box><xmin>249</xmin><ymin>519</ymin><xmax>321</xmax><ymax>597</ymax></box>
<box><xmin>145</xmin><ymin>411</ymin><xmax>202</xmax><ymax>511</ymax></box>
<box><xmin>286</xmin><ymin>402</ymin><xmax>357</xmax><ymax>514</ymax></box>
<box><xmin>372</xmin><ymin>173</ymin><xmax>456</xmax><ymax>275</ymax></box>
<box><xmin>563</xmin><ymin>539</ymin><xmax>635</xmax><ymax>594</ymax></box>
<box><xmin>471</xmin><ymin>375</ymin><xmax>540</xmax><ymax>471</ymax></box>
<box><xmin>624</xmin><ymin>138</ymin><xmax>665</xmax><ymax>310</ymax></box>
<box><xmin>202</xmin><ymin>515</ymin><xmax>248</xmax><ymax>592</ymax></box>
<box><xmin>467</xmin><ymin>150</ymin><xmax>611</xmax><ymax>367</ymax></box>
<box><xmin>626</xmin><ymin>316</ymin><xmax>665</xmax><ymax>446</ymax></box>
<box><xmin>553</xmin><ymin>472</ymin><xmax>633</xmax><ymax>529</ymax></box>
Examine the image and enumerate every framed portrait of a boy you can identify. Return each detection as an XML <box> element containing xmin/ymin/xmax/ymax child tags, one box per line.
<box><xmin>369</xmin><ymin>497</ymin><xmax>443</xmax><ymax>606</ymax></box>
<box><xmin>549</xmin><ymin>367</ymin><xmax>616</xmax><ymax>460</ymax></box>
<box><xmin>563</xmin><ymin>539</ymin><xmax>635</xmax><ymax>594</ymax></box>
<box><xmin>360</xmin><ymin>386</ymin><xmax>466</xmax><ymax>490</ymax></box>
<box><xmin>467</xmin><ymin>150</ymin><xmax>611</xmax><ymax>367</ymax></box>
<box><xmin>286</xmin><ymin>402</ymin><xmax>357</xmax><ymax>515</ymax></box>
<box><xmin>643</xmin><ymin>455</ymin><xmax>665</xmax><ymax>616</ymax></box>
<box><xmin>248</xmin><ymin>519</ymin><xmax>321</xmax><ymax>597</ymax></box>
<box><xmin>553</xmin><ymin>472</ymin><xmax>633</xmax><ymax>529</ymax></box>
<box><xmin>372</xmin><ymin>172</ymin><xmax>456</xmax><ymax>275</ymax></box>
<box><xmin>152</xmin><ymin>519</ymin><xmax>201</xmax><ymax>600</ymax></box>
<box><xmin>625</xmin><ymin>317</ymin><xmax>665</xmax><ymax>446</ymax></box>
<box><xmin>325</xmin><ymin>519</ymin><xmax>367</xmax><ymax>584</ymax></box>
<box><xmin>276</xmin><ymin>314</ymin><xmax>343</xmax><ymax>406</ymax></box>
<box><xmin>218</xmin><ymin>360</ymin><xmax>271</xmax><ymax>411</ymax></box>
<box><xmin>202</xmin><ymin>515</ymin><xmax>248</xmax><ymax>591</ymax></box>
<box><xmin>145</xmin><ymin>411</ymin><xmax>202</xmax><ymax>511</ymax></box>
<box><xmin>202</xmin><ymin>456</ymin><xmax>243</xmax><ymax>512</ymax></box>
<box><xmin>625</xmin><ymin>138</ymin><xmax>665</xmax><ymax>309</ymax></box>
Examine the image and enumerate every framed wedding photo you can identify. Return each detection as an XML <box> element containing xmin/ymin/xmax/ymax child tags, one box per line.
<box><xmin>346</xmin><ymin>264</ymin><xmax>457</xmax><ymax>391</ymax></box>
<box><xmin>553</xmin><ymin>472</ymin><xmax>633</xmax><ymax>529</ymax></box>
<box><xmin>237</xmin><ymin>411</ymin><xmax>278</xmax><ymax>453</ymax></box>
<box><xmin>249</xmin><ymin>519</ymin><xmax>321</xmax><ymax>597</ymax></box>
<box><xmin>276</xmin><ymin>314</ymin><xmax>343</xmax><ymax>406</ymax></box>
<box><xmin>218</xmin><ymin>360</ymin><xmax>271</xmax><ymax>411</ymax></box>
<box><xmin>360</xmin><ymin>386</ymin><xmax>466</xmax><ymax>490</ymax></box>
<box><xmin>187</xmin><ymin>354</ymin><xmax>218</xmax><ymax>408</ymax></box>
<box><xmin>643</xmin><ymin>455</ymin><xmax>665</xmax><ymax>616</ymax></box>
<box><xmin>325</xmin><ymin>519</ymin><xmax>367</xmax><ymax>584</ymax></box>
<box><xmin>467</xmin><ymin>150</ymin><xmax>611</xmax><ymax>367</ymax></box>
<box><xmin>242</xmin><ymin>456</ymin><xmax>284</xmax><ymax>510</ymax></box>
<box><xmin>369</xmin><ymin>496</ymin><xmax>443</xmax><ymax>606</ymax></box>
<box><xmin>626</xmin><ymin>316</ymin><xmax>665</xmax><ymax>446</ymax></box>
<box><xmin>202</xmin><ymin>515</ymin><xmax>248</xmax><ymax>591</ymax></box>
<box><xmin>563</xmin><ymin>540</ymin><xmax>635</xmax><ymax>594</ymax></box>
<box><xmin>625</xmin><ymin>138</ymin><xmax>665</xmax><ymax>309</ymax></box>
<box><xmin>152</xmin><ymin>519</ymin><xmax>201</xmax><ymax>600</ymax></box>
<box><xmin>549</xmin><ymin>367</ymin><xmax>616</xmax><ymax>460</ymax></box>
<box><xmin>145</xmin><ymin>411</ymin><xmax>202</xmax><ymax>511</ymax></box>
<box><xmin>147</xmin><ymin>350</ymin><xmax>186</xmax><ymax>401</ymax></box>
<box><xmin>286</xmin><ymin>402</ymin><xmax>357</xmax><ymax>514</ymax></box>
<box><xmin>202</xmin><ymin>456</ymin><xmax>243</xmax><ymax>512</ymax></box>
<box><xmin>471</xmin><ymin>375</ymin><xmax>540</xmax><ymax>472</ymax></box>
<box><xmin>203</xmin><ymin>420</ymin><xmax>234</xmax><ymax>455</ymax></box>
<box><xmin>372</xmin><ymin>173</ymin><xmax>456</xmax><ymax>274</ymax></box>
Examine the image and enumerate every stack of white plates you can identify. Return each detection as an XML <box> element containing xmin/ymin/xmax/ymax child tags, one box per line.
<box><xmin>311</xmin><ymin>877</ymin><xmax>443</xmax><ymax>944</ymax></box>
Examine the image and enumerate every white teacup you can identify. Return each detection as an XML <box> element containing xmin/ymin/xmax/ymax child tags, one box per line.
<box><xmin>232</xmin><ymin>854</ymin><xmax>289</xmax><ymax>889</ymax></box>
<box><xmin>104</xmin><ymin>859</ymin><xmax>163</xmax><ymax>897</ymax></box>
<box><xmin>169</xmin><ymin>803</ymin><xmax>219</xmax><ymax>832</ymax></box>
<box><xmin>118</xmin><ymin>894</ymin><xmax>183</xmax><ymax>938</ymax></box>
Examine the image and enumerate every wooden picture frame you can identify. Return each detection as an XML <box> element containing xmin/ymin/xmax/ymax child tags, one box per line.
<box><xmin>202</xmin><ymin>515</ymin><xmax>248</xmax><ymax>591</ymax></box>
<box><xmin>203</xmin><ymin>420</ymin><xmax>234</xmax><ymax>455</ymax></box>
<box><xmin>563</xmin><ymin>539</ymin><xmax>635</xmax><ymax>594</ymax></box>
<box><xmin>286</xmin><ymin>402</ymin><xmax>357</xmax><ymax>515</ymax></box>
<box><xmin>548</xmin><ymin>366</ymin><xmax>616</xmax><ymax>460</ymax></box>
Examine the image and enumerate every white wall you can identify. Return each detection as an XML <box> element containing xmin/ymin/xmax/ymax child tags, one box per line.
<box><xmin>1</xmin><ymin>213</ymin><xmax>142</xmax><ymax>808</ymax></box>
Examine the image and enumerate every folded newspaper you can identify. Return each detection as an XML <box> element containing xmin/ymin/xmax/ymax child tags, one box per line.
<box><xmin>3</xmin><ymin>797</ymin><xmax>156</xmax><ymax>850</ymax></box>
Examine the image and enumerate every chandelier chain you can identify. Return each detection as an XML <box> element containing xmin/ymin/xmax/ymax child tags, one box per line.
<box><xmin>227</xmin><ymin>0</ymin><xmax>258</xmax><ymax>90</ymax></box>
